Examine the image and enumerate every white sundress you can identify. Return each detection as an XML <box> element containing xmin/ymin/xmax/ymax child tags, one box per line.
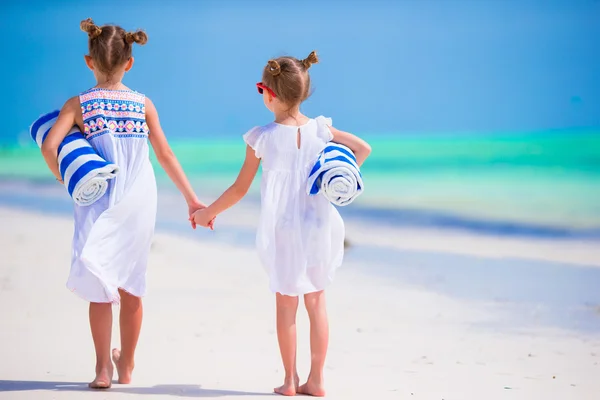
<box><xmin>67</xmin><ymin>88</ymin><xmax>157</xmax><ymax>303</ymax></box>
<box><xmin>244</xmin><ymin>116</ymin><xmax>345</xmax><ymax>296</ymax></box>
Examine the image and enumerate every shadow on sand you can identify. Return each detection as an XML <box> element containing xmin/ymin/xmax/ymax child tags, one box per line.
<box><xmin>0</xmin><ymin>380</ymin><xmax>273</xmax><ymax>397</ymax></box>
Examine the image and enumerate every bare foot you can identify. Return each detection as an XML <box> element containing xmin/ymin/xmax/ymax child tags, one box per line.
<box><xmin>112</xmin><ymin>348</ymin><xmax>134</xmax><ymax>384</ymax></box>
<box><xmin>88</xmin><ymin>365</ymin><xmax>113</xmax><ymax>389</ymax></box>
<box><xmin>298</xmin><ymin>380</ymin><xmax>326</xmax><ymax>397</ymax></box>
<box><xmin>274</xmin><ymin>376</ymin><xmax>299</xmax><ymax>396</ymax></box>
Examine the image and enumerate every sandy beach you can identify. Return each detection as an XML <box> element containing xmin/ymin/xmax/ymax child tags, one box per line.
<box><xmin>1</xmin><ymin>204</ymin><xmax>599</xmax><ymax>400</ymax></box>
<box><xmin>2</xmin><ymin>1</ymin><xmax>599</xmax><ymax>398</ymax></box>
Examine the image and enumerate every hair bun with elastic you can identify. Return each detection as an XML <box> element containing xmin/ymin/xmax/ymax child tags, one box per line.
<box><xmin>80</xmin><ymin>18</ymin><xmax>102</xmax><ymax>39</ymax></box>
<box><xmin>125</xmin><ymin>30</ymin><xmax>148</xmax><ymax>45</ymax></box>
<box><xmin>302</xmin><ymin>51</ymin><xmax>319</xmax><ymax>69</ymax></box>
<box><xmin>267</xmin><ymin>60</ymin><xmax>281</xmax><ymax>76</ymax></box>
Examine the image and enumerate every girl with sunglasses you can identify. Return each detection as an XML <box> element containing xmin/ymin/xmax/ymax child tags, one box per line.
<box><xmin>191</xmin><ymin>51</ymin><xmax>371</xmax><ymax>397</ymax></box>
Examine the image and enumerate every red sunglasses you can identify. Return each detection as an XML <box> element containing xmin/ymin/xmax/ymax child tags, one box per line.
<box><xmin>256</xmin><ymin>82</ymin><xmax>277</xmax><ymax>98</ymax></box>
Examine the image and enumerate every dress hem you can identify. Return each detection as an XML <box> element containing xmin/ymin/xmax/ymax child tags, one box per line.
<box><xmin>67</xmin><ymin>283</ymin><xmax>145</xmax><ymax>304</ymax></box>
<box><xmin>269</xmin><ymin>272</ymin><xmax>338</xmax><ymax>297</ymax></box>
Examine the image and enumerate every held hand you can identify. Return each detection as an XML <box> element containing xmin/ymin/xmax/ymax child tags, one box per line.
<box><xmin>190</xmin><ymin>208</ymin><xmax>216</xmax><ymax>230</ymax></box>
<box><xmin>189</xmin><ymin>213</ymin><xmax>216</xmax><ymax>230</ymax></box>
<box><xmin>188</xmin><ymin>200</ymin><xmax>207</xmax><ymax>230</ymax></box>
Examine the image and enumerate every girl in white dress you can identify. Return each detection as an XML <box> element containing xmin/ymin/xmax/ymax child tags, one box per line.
<box><xmin>41</xmin><ymin>19</ymin><xmax>209</xmax><ymax>389</ymax></box>
<box><xmin>191</xmin><ymin>51</ymin><xmax>371</xmax><ymax>397</ymax></box>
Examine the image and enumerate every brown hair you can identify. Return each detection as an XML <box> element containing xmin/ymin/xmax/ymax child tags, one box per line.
<box><xmin>80</xmin><ymin>18</ymin><xmax>147</xmax><ymax>78</ymax></box>
<box><xmin>262</xmin><ymin>51</ymin><xmax>319</xmax><ymax>106</ymax></box>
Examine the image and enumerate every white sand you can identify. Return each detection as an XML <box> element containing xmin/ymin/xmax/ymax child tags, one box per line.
<box><xmin>0</xmin><ymin>206</ymin><xmax>599</xmax><ymax>399</ymax></box>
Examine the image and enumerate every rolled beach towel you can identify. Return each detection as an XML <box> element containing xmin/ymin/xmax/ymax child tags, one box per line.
<box><xmin>30</xmin><ymin>110</ymin><xmax>119</xmax><ymax>206</ymax></box>
<box><xmin>307</xmin><ymin>143</ymin><xmax>363</xmax><ymax>206</ymax></box>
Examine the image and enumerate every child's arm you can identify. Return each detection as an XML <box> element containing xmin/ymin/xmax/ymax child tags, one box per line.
<box><xmin>329</xmin><ymin>126</ymin><xmax>372</xmax><ymax>166</ymax></box>
<box><xmin>191</xmin><ymin>145</ymin><xmax>260</xmax><ymax>227</ymax></box>
<box><xmin>41</xmin><ymin>97</ymin><xmax>80</xmax><ymax>182</ymax></box>
<box><xmin>146</xmin><ymin>97</ymin><xmax>207</xmax><ymax>224</ymax></box>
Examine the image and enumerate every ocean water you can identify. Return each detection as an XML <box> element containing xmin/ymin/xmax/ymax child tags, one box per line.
<box><xmin>2</xmin><ymin>129</ymin><xmax>599</xmax><ymax>237</ymax></box>
<box><xmin>1</xmin><ymin>1</ymin><xmax>599</xmax><ymax>238</ymax></box>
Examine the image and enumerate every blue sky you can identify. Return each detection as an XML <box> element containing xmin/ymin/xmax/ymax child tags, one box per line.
<box><xmin>1</xmin><ymin>0</ymin><xmax>599</xmax><ymax>145</ymax></box>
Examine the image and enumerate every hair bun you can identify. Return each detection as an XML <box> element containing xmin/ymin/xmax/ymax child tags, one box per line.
<box><xmin>267</xmin><ymin>60</ymin><xmax>281</xmax><ymax>77</ymax></box>
<box><xmin>302</xmin><ymin>51</ymin><xmax>319</xmax><ymax>69</ymax></box>
<box><xmin>125</xmin><ymin>30</ymin><xmax>148</xmax><ymax>45</ymax></box>
<box><xmin>80</xmin><ymin>18</ymin><xmax>102</xmax><ymax>39</ymax></box>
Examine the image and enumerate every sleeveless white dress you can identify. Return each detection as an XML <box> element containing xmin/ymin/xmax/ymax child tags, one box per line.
<box><xmin>244</xmin><ymin>116</ymin><xmax>345</xmax><ymax>296</ymax></box>
<box><xmin>67</xmin><ymin>88</ymin><xmax>157</xmax><ymax>303</ymax></box>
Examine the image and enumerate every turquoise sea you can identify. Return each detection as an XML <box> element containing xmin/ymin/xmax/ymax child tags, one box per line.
<box><xmin>2</xmin><ymin>129</ymin><xmax>599</xmax><ymax>238</ymax></box>
<box><xmin>1</xmin><ymin>0</ymin><xmax>599</xmax><ymax>239</ymax></box>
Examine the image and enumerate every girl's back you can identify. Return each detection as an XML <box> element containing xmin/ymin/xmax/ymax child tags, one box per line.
<box><xmin>70</xmin><ymin>86</ymin><xmax>157</xmax><ymax>304</ymax></box>
<box><xmin>253</xmin><ymin>117</ymin><xmax>332</xmax><ymax>173</ymax></box>
<box><xmin>244</xmin><ymin>116</ymin><xmax>344</xmax><ymax>296</ymax></box>
<box><xmin>79</xmin><ymin>87</ymin><xmax>153</xmax><ymax>206</ymax></box>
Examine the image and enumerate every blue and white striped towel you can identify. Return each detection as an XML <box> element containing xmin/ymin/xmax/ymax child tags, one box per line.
<box><xmin>307</xmin><ymin>143</ymin><xmax>363</xmax><ymax>206</ymax></box>
<box><xmin>30</xmin><ymin>110</ymin><xmax>119</xmax><ymax>206</ymax></box>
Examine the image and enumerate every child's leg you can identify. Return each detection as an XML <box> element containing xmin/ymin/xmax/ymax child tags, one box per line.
<box><xmin>112</xmin><ymin>289</ymin><xmax>143</xmax><ymax>384</ymax></box>
<box><xmin>298</xmin><ymin>290</ymin><xmax>328</xmax><ymax>397</ymax></box>
<box><xmin>274</xmin><ymin>293</ymin><xmax>300</xmax><ymax>396</ymax></box>
<box><xmin>89</xmin><ymin>302</ymin><xmax>113</xmax><ymax>389</ymax></box>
